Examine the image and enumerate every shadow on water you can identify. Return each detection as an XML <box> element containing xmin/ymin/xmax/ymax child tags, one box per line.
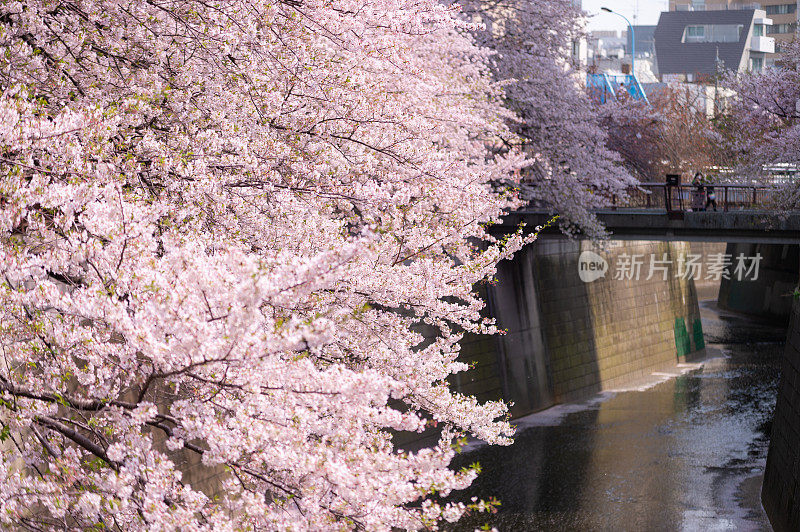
<box><xmin>449</xmin><ymin>408</ymin><xmax>600</xmax><ymax>529</ymax></box>
<box><xmin>446</xmin><ymin>301</ymin><xmax>784</xmax><ymax>531</ymax></box>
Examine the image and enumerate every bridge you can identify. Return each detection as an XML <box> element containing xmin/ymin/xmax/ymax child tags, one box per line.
<box><xmin>497</xmin><ymin>183</ymin><xmax>800</xmax><ymax>244</ymax></box>
<box><xmin>586</xmin><ymin>73</ymin><xmax>650</xmax><ymax>104</ymax></box>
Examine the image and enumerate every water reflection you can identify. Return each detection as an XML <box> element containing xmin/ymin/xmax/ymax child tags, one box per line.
<box><xmin>449</xmin><ymin>303</ymin><xmax>783</xmax><ymax>531</ymax></box>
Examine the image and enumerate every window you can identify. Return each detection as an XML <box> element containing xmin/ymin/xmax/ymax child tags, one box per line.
<box><xmin>768</xmin><ymin>23</ymin><xmax>798</xmax><ymax>34</ymax></box>
<box><xmin>753</xmin><ymin>24</ymin><xmax>764</xmax><ymax>37</ymax></box>
<box><xmin>682</xmin><ymin>24</ymin><xmax>744</xmax><ymax>43</ymax></box>
<box><xmin>765</xmin><ymin>4</ymin><xmax>796</xmax><ymax>15</ymax></box>
<box><xmin>750</xmin><ymin>56</ymin><xmax>764</xmax><ymax>71</ymax></box>
<box><xmin>685</xmin><ymin>25</ymin><xmax>705</xmax><ymax>41</ymax></box>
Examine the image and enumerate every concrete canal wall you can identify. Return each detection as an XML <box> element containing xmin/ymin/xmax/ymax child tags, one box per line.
<box><xmin>531</xmin><ymin>240</ymin><xmax>704</xmax><ymax>406</ymax></box>
<box><xmin>450</xmin><ymin>239</ymin><xmax>706</xmax><ymax>419</ymax></box>
<box><xmin>690</xmin><ymin>241</ymin><xmax>726</xmax><ymax>300</ymax></box>
<box><xmin>763</xmin><ymin>299</ymin><xmax>800</xmax><ymax>532</ymax></box>
<box><xmin>718</xmin><ymin>243</ymin><xmax>798</xmax><ymax>323</ymax></box>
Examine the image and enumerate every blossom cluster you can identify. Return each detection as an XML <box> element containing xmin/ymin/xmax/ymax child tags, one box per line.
<box><xmin>461</xmin><ymin>0</ymin><xmax>637</xmax><ymax>238</ymax></box>
<box><xmin>725</xmin><ymin>40</ymin><xmax>800</xmax><ymax>203</ymax></box>
<box><xmin>0</xmin><ymin>0</ymin><xmax>544</xmax><ymax>529</ymax></box>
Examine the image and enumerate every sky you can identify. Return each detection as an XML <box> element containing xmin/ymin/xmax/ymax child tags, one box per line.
<box><xmin>583</xmin><ymin>0</ymin><xmax>669</xmax><ymax>32</ymax></box>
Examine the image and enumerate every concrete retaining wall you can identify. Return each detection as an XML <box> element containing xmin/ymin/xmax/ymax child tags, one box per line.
<box><xmin>527</xmin><ymin>240</ymin><xmax>704</xmax><ymax>405</ymax></box>
<box><xmin>691</xmin><ymin>241</ymin><xmax>727</xmax><ymax>300</ymax></box>
<box><xmin>763</xmin><ymin>299</ymin><xmax>800</xmax><ymax>532</ymax></box>
<box><xmin>450</xmin><ymin>239</ymin><xmax>705</xmax><ymax>419</ymax></box>
<box><xmin>398</xmin><ymin>239</ymin><xmax>707</xmax><ymax>448</ymax></box>
<box><xmin>485</xmin><ymin>246</ymin><xmax>553</xmax><ymax>414</ymax></box>
<box><xmin>718</xmin><ymin>243</ymin><xmax>798</xmax><ymax>322</ymax></box>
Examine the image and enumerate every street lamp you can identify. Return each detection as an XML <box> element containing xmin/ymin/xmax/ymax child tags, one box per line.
<box><xmin>601</xmin><ymin>7</ymin><xmax>635</xmax><ymax>78</ymax></box>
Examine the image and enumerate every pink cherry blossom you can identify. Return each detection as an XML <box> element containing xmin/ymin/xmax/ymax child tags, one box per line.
<box><xmin>0</xmin><ymin>0</ymin><xmax>619</xmax><ymax>529</ymax></box>
<box><xmin>725</xmin><ymin>40</ymin><xmax>800</xmax><ymax>206</ymax></box>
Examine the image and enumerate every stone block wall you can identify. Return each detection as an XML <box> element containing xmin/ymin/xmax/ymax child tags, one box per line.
<box><xmin>529</xmin><ymin>240</ymin><xmax>705</xmax><ymax>404</ymax></box>
<box><xmin>399</xmin><ymin>238</ymin><xmax>707</xmax><ymax>447</ymax></box>
<box><xmin>445</xmin><ymin>282</ymin><xmax>506</xmax><ymax>406</ymax></box>
<box><xmin>452</xmin><ymin>331</ymin><xmax>504</xmax><ymax>405</ymax></box>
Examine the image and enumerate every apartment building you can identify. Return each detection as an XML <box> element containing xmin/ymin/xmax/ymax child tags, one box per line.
<box><xmin>669</xmin><ymin>0</ymin><xmax>797</xmax><ymax>64</ymax></box>
<box><xmin>655</xmin><ymin>8</ymin><xmax>774</xmax><ymax>79</ymax></box>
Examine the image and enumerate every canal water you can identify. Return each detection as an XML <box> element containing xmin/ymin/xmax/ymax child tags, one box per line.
<box><xmin>449</xmin><ymin>301</ymin><xmax>786</xmax><ymax>531</ymax></box>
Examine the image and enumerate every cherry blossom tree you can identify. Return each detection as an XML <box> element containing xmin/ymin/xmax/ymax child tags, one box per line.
<box><xmin>725</xmin><ymin>40</ymin><xmax>800</xmax><ymax>204</ymax></box>
<box><xmin>461</xmin><ymin>0</ymin><xmax>637</xmax><ymax>236</ymax></box>
<box><xmin>0</xmin><ymin>0</ymin><xmax>541</xmax><ymax>529</ymax></box>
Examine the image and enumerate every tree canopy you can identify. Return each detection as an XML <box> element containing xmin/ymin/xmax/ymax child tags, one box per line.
<box><xmin>0</xmin><ymin>0</ymin><xmax>627</xmax><ymax>529</ymax></box>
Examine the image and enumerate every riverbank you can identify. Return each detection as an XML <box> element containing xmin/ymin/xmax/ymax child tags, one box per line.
<box><xmin>448</xmin><ymin>300</ymin><xmax>785</xmax><ymax>530</ymax></box>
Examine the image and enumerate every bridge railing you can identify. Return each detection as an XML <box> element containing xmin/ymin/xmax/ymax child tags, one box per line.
<box><xmin>586</xmin><ymin>74</ymin><xmax>650</xmax><ymax>105</ymax></box>
<box><xmin>606</xmin><ymin>183</ymin><xmax>780</xmax><ymax>212</ymax></box>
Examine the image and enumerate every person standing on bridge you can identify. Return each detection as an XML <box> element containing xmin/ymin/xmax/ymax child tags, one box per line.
<box><xmin>692</xmin><ymin>172</ymin><xmax>706</xmax><ymax>211</ymax></box>
<box><xmin>704</xmin><ymin>177</ymin><xmax>718</xmax><ymax>212</ymax></box>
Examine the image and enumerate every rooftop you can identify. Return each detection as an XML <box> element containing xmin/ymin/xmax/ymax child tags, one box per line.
<box><xmin>654</xmin><ymin>9</ymin><xmax>758</xmax><ymax>76</ymax></box>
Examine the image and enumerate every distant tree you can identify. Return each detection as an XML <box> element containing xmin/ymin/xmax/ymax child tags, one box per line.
<box><xmin>462</xmin><ymin>0</ymin><xmax>637</xmax><ymax>237</ymax></box>
<box><xmin>603</xmin><ymin>84</ymin><xmax>734</xmax><ymax>182</ymax></box>
<box><xmin>724</xmin><ymin>40</ymin><xmax>800</xmax><ymax>204</ymax></box>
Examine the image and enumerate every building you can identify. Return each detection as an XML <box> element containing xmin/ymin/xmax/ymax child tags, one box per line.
<box><xmin>592</xmin><ymin>30</ymin><xmax>624</xmax><ymax>39</ymax></box>
<box><xmin>669</xmin><ymin>1</ymin><xmax>797</xmax><ymax>64</ymax></box>
<box><xmin>589</xmin><ymin>30</ymin><xmax>628</xmax><ymax>59</ymax></box>
<box><xmin>643</xmin><ymin>81</ymin><xmax>737</xmax><ymax>117</ymax></box>
<box><xmin>628</xmin><ymin>25</ymin><xmax>658</xmax><ymax>58</ymax></box>
<box><xmin>585</xmin><ymin>30</ymin><xmax>626</xmax><ymax>77</ymax></box>
<box><xmin>654</xmin><ymin>8</ymin><xmax>774</xmax><ymax>81</ymax></box>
